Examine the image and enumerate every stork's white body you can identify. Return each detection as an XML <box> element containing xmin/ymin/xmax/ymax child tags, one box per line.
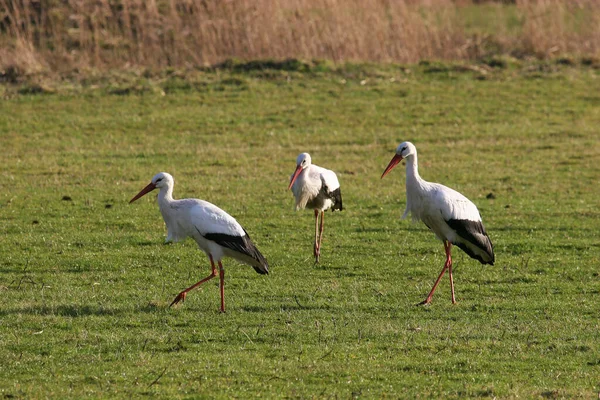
<box><xmin>130</xmin><ymin>172</ymin><xmax>268</xmax><ymax>312</ymax></box>
<box><xmin>288</xmin><ymin>153</ymin><xmax>343</xmax><ymax>263</ymax></box>
<box><xmin>402</xmin><ymin>156</ymin><xmax>493</xmax><ymax>264</ymax></box>
<box><xmin>290</xmin><ymin>164</ymin><xmax>341</xmax><ymax>212</ymax></box>
<box><xmin>382</xmin><ymin>142</ymin><xmax>494</xmax><ymax>304</ymax></box>
<box><xmin>157</xmin><ymin>192</ymin><xmax>263</xmax><ymax>270</ymax></box>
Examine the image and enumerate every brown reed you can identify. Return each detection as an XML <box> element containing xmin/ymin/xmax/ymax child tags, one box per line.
<box><xmin>0</xmin><ymin>0</ymin><xmax>598</xmax><ymax>75</ymax></box>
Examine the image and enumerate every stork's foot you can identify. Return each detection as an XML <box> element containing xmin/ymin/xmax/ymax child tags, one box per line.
<box><xmin>416</xmin><ymin>298</ymin><xmax>432</xmax><ymax>306</ymax></box>
<box><xmin>169</xmin><ymin>291</ymin><xmax>187</xmax><ymax>307</ymax></box>
<box><xmin>313</xmin><ymin>243</ymin><xmax>320</xmax><ymax>263</ymax></box>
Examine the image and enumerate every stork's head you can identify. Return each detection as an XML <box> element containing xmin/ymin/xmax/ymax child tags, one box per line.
<box><xmin>151</xmin><ymin>172</ymin><xmax>174</xmax><ymax>189</ymax></box>
<box><xmin>130</xmin><ymin>172</ymin><xmax>174</xmax><ymax>203</ymax></box>
<box><xmin>381</xmin><ymin>142</ymin><xmax>416</xmax><ymax>178</ymax></box>
<box><xmin>296</xmin><ymin>152</ymin><xmax>312</xmax><ymax>169</ymax></box>
<box><xmin>288</xmin><ymin>152</ymin><xmax>312</xmax><ymax>190</ymax></box>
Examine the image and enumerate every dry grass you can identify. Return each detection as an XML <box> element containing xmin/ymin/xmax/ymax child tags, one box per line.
<box><xmin>518</xmin><ymin>0</ymin><xmax>600</xmax><ymax>58</ymax></box>
<box><xmin>0</xmin><ymin>0</ymin><xmax>599</xmax><ymax>76</ymax></box>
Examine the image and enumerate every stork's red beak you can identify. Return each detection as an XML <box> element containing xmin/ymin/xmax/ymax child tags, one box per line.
<box><xmin>129</xmin><ymin>182</ymin><xmax>156</xmax><ymax>203</ymax></box>
<box><xmin>288</xmin><ymin>165</ymin><xmax>303</xmax><ymax>190</ymax></box>
<box><xmin>381</xmin><ymin>154</ymin><xmax>403</xmax><ymax>178</ymax></box>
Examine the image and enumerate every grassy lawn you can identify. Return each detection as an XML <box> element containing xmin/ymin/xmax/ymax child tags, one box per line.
<box><xmin>1</xmin><ymin>62</ymin><xmax>599</xmax><ymax>398</ymax></box>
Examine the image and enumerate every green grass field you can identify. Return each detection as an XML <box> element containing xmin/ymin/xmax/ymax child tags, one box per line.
<box><xmin>1</xmin><ymin>62</ymin><xmax>599</xmax><ymax>398</ymax></box>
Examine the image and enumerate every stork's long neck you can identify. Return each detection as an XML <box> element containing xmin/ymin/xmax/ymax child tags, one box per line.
<box><xmin>157</xmin><ymin>184</ymin><xmax>175</xmax><ymax>210</ymax></box>
<box><xmin>154</xmin><ymin>183</ymin><xmax>179</xmax><ymax>243</ymax></box>
<box><xmin>402</xmin><ymin>152</ymin><xmax>427</xmax><ymax>222</ymax></box>
<box><xmin>405</xmin><ymin>153</ymin><xmax>424</xmax><ymax>191</ymax></box>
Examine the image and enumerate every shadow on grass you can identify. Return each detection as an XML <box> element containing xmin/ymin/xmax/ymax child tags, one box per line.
<box><xmin>493</xmin><ymin>226</ymin><xmax>598</xmax><ymax>233</ymax></box>
<box><xmin>481</xmin><ymin>276</ymin><xmax>538</xmax><ymax>284</ymax></box>
<box><xmin>240</xmin><ymin>299</ymin><xmax>333</xmax><ymax>313</ymax></box>
<box><xmin>0</xmin><ymin>304</ymin><xmax>124</xmax><ymax>317</ymax></box>
<box><xmin>137</xmin><ymin>301</ymin><xmax>172</xmax><ymax>314</ymax></box>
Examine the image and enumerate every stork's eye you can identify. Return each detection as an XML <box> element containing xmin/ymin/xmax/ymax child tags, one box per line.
<box><xmin>156</xmin><ymin>178</ymin><xmax>163</xmax><ymax>183</ymax></box>
<box><xmin>401</xmin><ymin>147</ymin><xmax>407</xmax><ymax>152</ymax></box>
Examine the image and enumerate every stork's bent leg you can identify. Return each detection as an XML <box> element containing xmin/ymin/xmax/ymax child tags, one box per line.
<box><xmin>170</xmin><ymin>255</ymin><xmax>217</xmax><ymax>307</ymax></box>
<box><xmin>445</xmin><ymin>241</ymin><xmax>456</xmax><ymax>304</ymax></box>
<box><xmin>417</xmin><ymin>263</ymin><xmax>447</xmax><ymax>306</ymax></box>
<box><xmin>218</xmin><ymin>261</ymin><xmax>225</xmax><ymax>313</ymax></box>
<box><xmin>418</xmin><ymin>242</ymin><xmax>454</xmax><ymax>306</ymax></box>
<box><xmin>418</xmin><ymin>241</ymin><xmax>456</xmax><ymax>305</ymax></box>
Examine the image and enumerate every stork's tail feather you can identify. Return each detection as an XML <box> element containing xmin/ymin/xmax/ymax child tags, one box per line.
<box><xmin>454</xmin><ymin>241</ymin><xmax>494</xmax><ymax>265</ymax></box>
<box><xmin>330</xmin><ymin>187</ymin><xmax>343</xmax><ymax>211</ymax></box>
<box><xmin>446</xmin><ymin>219</ymin><xmax>494</xmax><ymax>265</ymax></box>
<box><xmin>245</xmin><ymin>236</ymin><xmax>269</xmax><ymax>274</ymax></box>
<box><xmin>203</xmin><ymin>231</ymin><xmax>269</xmax><ymax>274</ymax></box>
<box><xmin>234</xmin><ymin>234</ymin><xmax>269</xmax><ymax>274</ymax></box>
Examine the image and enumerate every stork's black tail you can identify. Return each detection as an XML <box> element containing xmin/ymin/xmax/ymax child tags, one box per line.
<box><xmin>330</xmin><ymin>188</ymin><xmax>343</xmax><ymax>211</ymax></box>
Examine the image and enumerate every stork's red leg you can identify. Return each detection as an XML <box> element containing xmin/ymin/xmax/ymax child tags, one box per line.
<box><xmin>418</xmin><ymin>265</ymin><xmax>446</xmax><ymax>305</ymax></box>
<box><xmin>313</xmin><ymin>209</ymin><xmax>320</xmax><ymax>262</ymax></box>
<box><xmin>170</xmin><ymin>254</ymin><xmax>217</xmax><ymax>307</ymax></box>
<box><xmin>445</xmin><ymin>241</ymin><xmax>456</xmax><ymax>304</ymax></box>
<box><xmin>218</xmin><ymin>261</ymin><xmax>225</xmax><ymax>313</ymax></box>
<box><xmin>418</xmin><ymin>241</ymin><xmax>453</xmax><ymax>306</ymax></box>
<box><xmin>315</xmin><ymin>210</ymin><xmax>324</xmax><ymax>263</ymax></box>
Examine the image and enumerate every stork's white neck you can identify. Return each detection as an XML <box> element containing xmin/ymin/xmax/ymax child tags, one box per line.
<box><xmin>157</xmin><ymin>185</ymin><xmax>175</xmax><ymax>207</ymax></box>
<box><xmin>401</xmin><ymin>152</ymin><xmax>427</xmax><ymax>221</ymax></box>
<box><xmin>405</xmin><ymin>153</ymin><xmax>424</xmax><ymax>189</ymax></box>
<box><xmin>154</xmin><ymin>183</ymin><xmax>181</xmax><ymax>244</ymax></box>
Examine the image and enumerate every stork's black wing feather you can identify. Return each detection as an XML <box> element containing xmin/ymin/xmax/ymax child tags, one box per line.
<box><xmin>446</xmin><ymin>219</ymin><xmax>494</xmax><ymax>265</ymax></box>
<box><xmin>203</xmin><ymin>231</ymin><xmax>269</xmax><ymax>274</ymax></box>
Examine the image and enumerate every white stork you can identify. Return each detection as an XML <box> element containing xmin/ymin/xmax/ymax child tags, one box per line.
<box><xmin>381</xmin><ymin>142</ymin><xmax>494</xmax><ymax>305</ymax></box>
<box><xmin>129</xmin><ymin>172</ymin><xmax>268</xmax><ymax>312</ymax></box>
<box><xmin>288</xmin><ymin>153</ymin><xmax>343</xmax><ymax>263</ymax></box>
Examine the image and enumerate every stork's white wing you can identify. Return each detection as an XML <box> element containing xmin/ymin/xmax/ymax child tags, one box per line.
<box><xmin>186</xmin><ymin>199</ymin><xmax>246</xmax><ymax>237</ymax></box>
<box><xmin>319</xmin><ymin>168</ymin><xmax>340</xmax><ymax>193</ymax></box>
<box><xmin>431</xmin><ymin>183</ymin><xmax>482</xmax><ymax>222</ymax></box>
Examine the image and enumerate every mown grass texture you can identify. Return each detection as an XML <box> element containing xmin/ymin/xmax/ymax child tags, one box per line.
<box><xmin>1</xmin><ymin>64</ymin><xmax>600</xmax><ymax>398</ymax></box>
